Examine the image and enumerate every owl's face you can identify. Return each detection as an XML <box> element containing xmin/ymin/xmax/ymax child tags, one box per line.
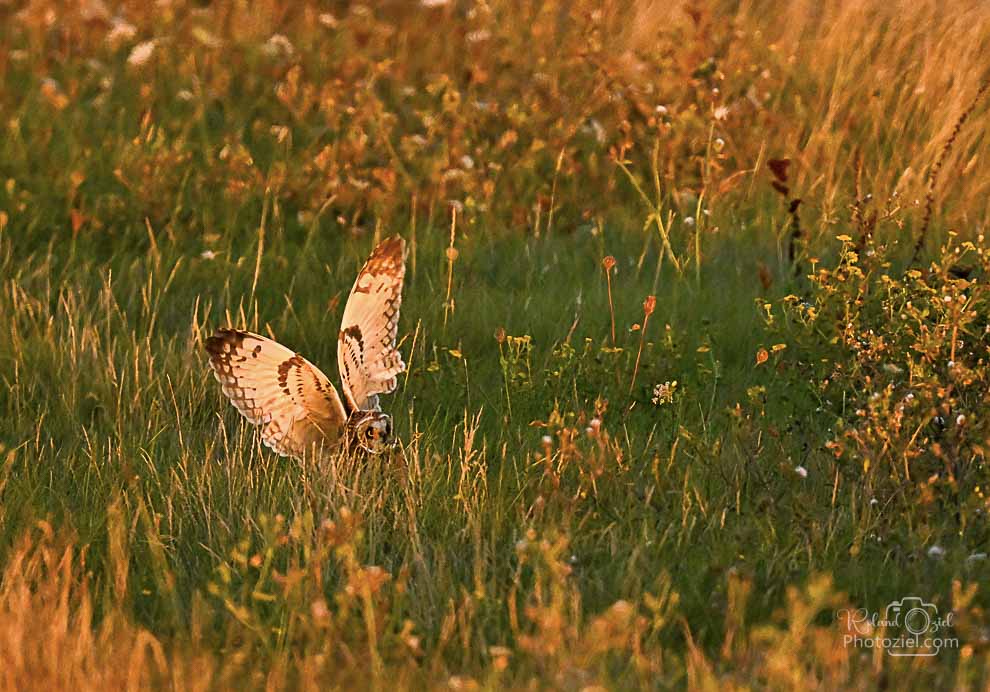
<box><xmin>347</xmin><ymin>410</ymin><xmax>393</xmax><ymax>453</ymax></box>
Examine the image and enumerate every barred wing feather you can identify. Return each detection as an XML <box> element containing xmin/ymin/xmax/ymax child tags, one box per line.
<box><xmin>337</xmin><ymin>236</ymin><xmax>407</xmax><ymax>411</ymax></box>
<box><xmin>205</xmin><ymin>329</ymin><xmax>348</xmax><ymax>459</ymax></box>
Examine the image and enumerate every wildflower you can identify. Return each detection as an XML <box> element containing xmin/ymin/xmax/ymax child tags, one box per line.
<box><xmin>263</xmin><ymin>34</ymin><xmax>295</xmax><ymax>57</ymax></box>
<box><xmin>684</xmin><ymin>216</ymin><xmax>695</xmax><ymax>226</ymax></box>
<box><xmin>126</xmin><ymin>40</ymin><xmax>156</xmax><ymax>67</ymax></box>
<box><xmin>40</xmin><ymin>79</ymin><xmax>69</xmax><ymax>110</ymax></box>
<box><xmin>586</xmin><ymin>118</ymin><xmax>606</xmax><ymax>144</ymax></box>
<box><xmin>643</xmin><ymin>295</ymin><xmax>656</xmax><ymax>317</ymax></box>
<box><xmin>489</xmin><ymin>646</ymin><xmax>512</xmax><ymax>672</ymax></box>
<box><xmin>602</xmin><ymin>256</ymin><xmax>617</xmax><ymax>344</ymax></box>
<box><xmin>630</xmin><ymin>296</ymin><xmax>657</xmax><ymax>394</ymax></box>
<box><xmin>541</xmin><ymin>435</ymin><xmax>552</xmax><ymax>446</ymax></box>
<box><xmin>200</xmin><ymin>250</ymin><xmax>217</xmax><ymax>260</ymax></box>
<box><xmin>927</xmin><ymin>545</ymin><xmax>945</xmax><ymax>559</ymax></box>
<box><xmin>652</xmin><ymin>381</ymin><xmax>678</xmax><ymax>405</ymax></box>
<box><xmin>106</xmin><ymin>18</ymin><xmax>137</xmax><ymax>48</ymax></box>
<box><xmin>957</xmin><ymin>414</ymin><xmax>966</xmax><ymax>426</ymax></box>
<box><xmin>713</xmin><ymin>137</ymin><xmax>725</xmax><ymax>152</ymax></box>
<box><xmin>713</xmin><ymin>105</ymin><xmax>729</xmax><ymax>120</ymax></box>
<box><xmin>794</xmin><ymin>465</ymin><xmax>808</xmax><ymax>478</ymax></box>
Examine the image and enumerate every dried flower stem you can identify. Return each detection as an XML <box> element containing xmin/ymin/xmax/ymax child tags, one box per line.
<box><xmin>629</xmin><ymin>296</ymin><xmax>656</xmax><ymax>395</ymax></box>
<box><xmin>911</xmin><ymin>80</ymin><xmax>989</xmax><ymax>265</ymax></box>
<box><xmin>250</xmin><ymin>189</ymin><xmax>270</xmax><ymax>305</ymax></box>
<box><xmin>443</xmin><ymin>208</ymin><xmax>458</xmax><ymax>328</ymax></box>
<box><xmin>603</xmin><ymin>256</ymin><xmax>617</xmax><ymax>344</ymax></box>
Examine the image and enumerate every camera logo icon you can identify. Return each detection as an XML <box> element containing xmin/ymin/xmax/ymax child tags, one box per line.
<box><xmin>837</xmin><ymin>595</ymin><xmax>957</xmax><ymax>657</ymax></box>
<box><xmin>885</xmin><ymin>597</ymin><xmax>938</xmax><ymax>636</ymax></box>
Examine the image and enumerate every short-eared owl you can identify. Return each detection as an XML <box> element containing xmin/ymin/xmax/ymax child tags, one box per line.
<box><xmin>206</xmin><ymin>236</ymin><xmax>406</xmax><ymax>457</ymax></box>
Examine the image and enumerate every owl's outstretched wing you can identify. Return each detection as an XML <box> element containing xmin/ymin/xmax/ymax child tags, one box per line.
<box><xmin>337</xmin><ymin>236</ymin><xmax>407</xmax><ymax>412</ymax></box>
<box><xmin>206</xmin><ymin>328</ymin><xmax>348</xmax><ymax>459</ymax></box>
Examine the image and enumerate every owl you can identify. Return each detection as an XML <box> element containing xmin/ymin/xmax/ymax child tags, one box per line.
<box><xmin>205</xmin><ymin>236</ymin><xmax>406</xmax><ymax>458</ymax></box>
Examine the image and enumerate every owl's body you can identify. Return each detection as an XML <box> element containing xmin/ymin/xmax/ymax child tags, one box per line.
<box><xmin>206</xmin><ymin>236</ymin><xmax>406</xmax><ymax>458</ymax></box>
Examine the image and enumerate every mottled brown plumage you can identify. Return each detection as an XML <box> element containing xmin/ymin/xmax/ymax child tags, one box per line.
<box><xmin>205</xmin><ymin>236</ymin><xmax>407</xmax><ymax>458</ymax></box>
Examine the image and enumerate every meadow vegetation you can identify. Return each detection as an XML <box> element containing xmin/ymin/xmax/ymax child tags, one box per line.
<box><xmin>1</xmin><ymin>0</ymin><xmax>990</xmax><ymax>688</ymax></box>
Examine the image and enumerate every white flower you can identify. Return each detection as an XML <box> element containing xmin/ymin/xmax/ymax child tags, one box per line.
<box><xmin>713</xmin><ymin>105</ymin><xmax>729</xmax><ymax>121</ymax></box>
<box><xmin>107</xmin><ymin>18</ymin><xmax>137</xmax><ymax>48</ymax></box>
<box><xmin>263</xmin><ymin>34</ymin><xmax>295</xmax><ymax>57</ymax></box>
<box><xmin>126</xmin><ymin>40</ymin><xmax>156</xmax><ymax>67</ymax></box>
<box><xmin>540</xmin><ymin>435</ymin><xmax>552</xmax><ymax>446</ymax></box>
<box><xmin>684</xmin><ymin>216</ymin><xmax>695</xmax><ymax>227</ymax></box>
<box><xmin>927</xmin><ymin>545</ymin><xmax>945</xmax><ymax>559</ymax></box>
<box><xmin>200</xmin><ymin>250</ymin><xmax>217</xmax><ymax>260</ymax></box>
<box><xmin>794</xmin><ymin>466</ymin><xmax>808</xmax><ymax>478</ymax></box>
<box><xmin>460</xmin><ymin>155</ymin><xmax>475</xmax><ymax>170</ymax></box>
<box><xmin>956</xmin><ymin>414</ymin><xmax>966</xmax><ymax>426</ymax></box>
<box><xmin>651</xmin><ymin>382</ymin><xmax>677</xmax><ymax>405</ymax></box>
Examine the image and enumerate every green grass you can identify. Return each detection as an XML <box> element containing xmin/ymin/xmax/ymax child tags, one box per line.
<box><xmin>3</xmin><ymin>219</ymin><xmax>988</xmax><ymax>687</ymax></box>
<box><xmin>2</xmin><ymin>1</ymin><xmax>990</xmax><ymax>688</ymax></box>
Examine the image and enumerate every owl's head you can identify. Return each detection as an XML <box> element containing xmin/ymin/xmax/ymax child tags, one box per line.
<box><xmin>346</xmin><ymin>410</ymin><xmax>393</xmax><ymax>453</ymax></box>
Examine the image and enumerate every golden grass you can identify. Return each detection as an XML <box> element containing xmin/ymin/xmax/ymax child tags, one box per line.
<box><xmin>2</xmin><ymin>0</ymin><xmax>990</xmax><ymax>688</ymax></box>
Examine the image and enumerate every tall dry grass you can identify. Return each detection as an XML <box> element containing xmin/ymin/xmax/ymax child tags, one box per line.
<box><xmin>3</xmin><ymin>0</ymin><xmax>987</xmax><ymax>251</ymax></box>
<box><xmin>2</xmin><ymin>0</ymin><xmax>990</xmax><ymax>689</ymax></box>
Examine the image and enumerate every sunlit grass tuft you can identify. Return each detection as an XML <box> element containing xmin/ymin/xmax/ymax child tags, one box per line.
<box><xmin>1</xmin><ymin>0</ymin><xmax>989</xmax><ymax>688</ymax></box>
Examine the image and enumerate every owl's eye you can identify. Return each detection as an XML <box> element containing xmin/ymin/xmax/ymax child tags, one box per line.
<box><xmin>365</xmin><ymin>428</ymin><xmax>374</xmax><ymax>439</ymax></box>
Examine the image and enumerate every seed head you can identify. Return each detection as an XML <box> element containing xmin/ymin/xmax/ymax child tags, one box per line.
<box><xmin>643</xmin><ymin>295</ymin><xmax>656</xmax><ymax>317</ymax></box>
